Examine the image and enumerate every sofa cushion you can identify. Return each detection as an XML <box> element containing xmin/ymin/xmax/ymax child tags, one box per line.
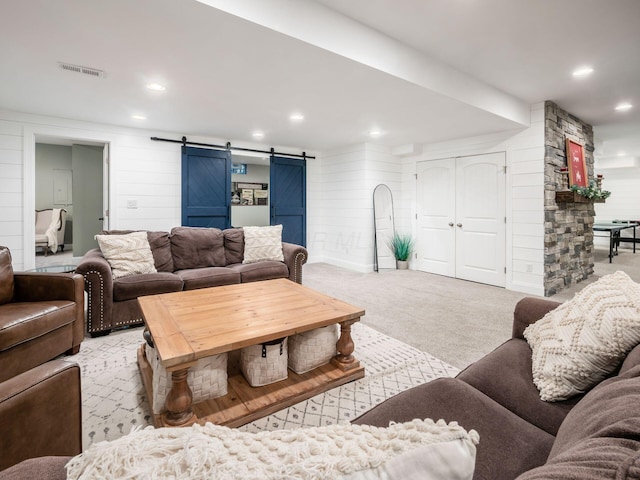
<box><xmin>147</xmin><ymin>231</ymin><xmax>174</xmax><ymax>272</ymax></box>
<box><xmin>456</xmin><ymin>338</ymin><xmax>580</xmax><ymax>436</ymax></box>
<box><xmin>519</xmin><ymin>366</ymin><xmax>640</xmax><ymax>479</ymax></box>
<box><xmin>0</xmin><ymin>456</ymin><xmax>71</xmax><ymax>480</ymax></box>
<box><xmin>242</xmin><ymin>225</ymin><xmax>284</xmax><ymax>264</ymax></box>
<box><xmin>112</xmin><ymin>273</ymin><xmax>183</xmax><ymax>302</ymax></box>
<box><xmin>524</xmin><ymin>271</ymin><xmax>640</xmax><ymax>401</ymax></box>
<box><xmin>223</xmin><ymin>228</ymin><xmax>244</xmax><ymax>265</ymax></box>
<box><xmin>547</xmin><ymin>364</ymin><xmax>640</xmax><ymax>460</ymax></box>
<box><xmin>516</xmin><ymin>437</ymin><xmax>640</xmax><ymax>479</ymax></box>
<box><xmin>97</xmin><ymin>230</ymin><xmax>174</xmax><ymax>273</ymax></box>
<box><xmin>96</xmin><ymin>231</ymin><xmax>157</xmax><ymax>279</ymax></box>
<box><xmin>226</xmin><ymin>261</ymin><xmax>289</xmax><ymax>283</ymax></box>
<box><xmin>0</xmin><ymin>301</ymin><xmax>76</xmax><ymax>351</ymax></box>
<box><xmin>175</xmin><ymin>267</ymin><xmax>240</xmax><ymax>290</ymax></box>
<box><xmin>170</xmin><ymin>227</ymin><xmax>226</xmax><ymax>270</ymax></box>
<box><xmin>353</xmin><ymin>377</ymin><xmax>555</xmax><ymax>480</ymax></box>
<box><xmin>0</xmin><ymin>246</ymin><xmax>14</xmax><ymax>305</ymax></box>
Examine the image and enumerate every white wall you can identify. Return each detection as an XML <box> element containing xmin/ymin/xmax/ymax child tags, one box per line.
<box><xmin>398</xmin><ymin>103</ymin><xmax>545</xmax><ymax>295</ymax></box>
<box><xmin>593</xmin><ymin>166</ymin><xmax>640</xmax><ymax>247</ymax></box>
<box><xmin>307</xmin><ymin>143</ymin><xmax>402</xmax><ymax>271</ymax></box>
<box><xmin>0</xmin><ymin>109</ymin><xmax>315</xmax><ymax>270</ymax></box>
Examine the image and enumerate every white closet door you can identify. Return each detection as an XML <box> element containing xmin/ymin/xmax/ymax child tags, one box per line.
<box><xmin>416</xmin><ymin>159</ymin><xmax>456</xmax><ymax>276</ymax></box>
<box><xmin>416</xmin><ymin>153</ymin><xmax>506</xmax><ymax>288</ymax></box>
<box><xmin>455</xmin><ymin>153</ymin><xmax>506</xmax><ymax>287</ymax></box>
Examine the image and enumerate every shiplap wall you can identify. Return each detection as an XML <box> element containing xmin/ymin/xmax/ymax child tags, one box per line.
<box><xmin>308</xmin><ymin>143</ymin><xmax>401</xmax><ymax>271</ymax></box>
<box><xmin>401</xmin><ymin>103</ymin><xmax>545</xmax><ymax>295</ymax></box>
<box><xmin>0</xmin><ymin>109</ymin><xmax>316</xmax><ymax>270</ymax></box>
<box><xmin>593</xmin><ymin>168</ymin><xmax>640</xmax><ymax>247</ymax></box>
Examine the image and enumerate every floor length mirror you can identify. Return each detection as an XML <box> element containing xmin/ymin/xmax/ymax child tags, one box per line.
<box><xmin>373</xmin><ymin>184</ymin><xmax>396</xmax><ymax>271</ymax></box>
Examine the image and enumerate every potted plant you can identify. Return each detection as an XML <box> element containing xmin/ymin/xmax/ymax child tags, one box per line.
<box><xmin>386</xmin><ymin>233</ymin><xmax>414</xmax><ymax>269</ymax></box>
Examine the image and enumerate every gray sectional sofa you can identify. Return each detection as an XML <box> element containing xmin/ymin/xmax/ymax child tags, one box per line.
<box><xmin>353</xmin><ymin>297</ymin><xmax>640</xmax><ymax>479</ymax></box>
<box><xmin>75</xmin><ymin>227</ymin><xmax>308</xmax><ymax>336</ymax></box>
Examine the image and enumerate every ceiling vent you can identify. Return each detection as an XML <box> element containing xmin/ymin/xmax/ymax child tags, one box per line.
<box><xmin>58</xmin><ymin>62</ymin><xmax>105</xmax><ymax>79</ymax></box>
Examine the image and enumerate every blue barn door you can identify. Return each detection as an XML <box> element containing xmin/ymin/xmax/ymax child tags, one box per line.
<box><xmin>270</xmin><ymin>156</ymin><xmax>306</xmax><ymax>246</ymax></box>
<box><xmin>181</xmin><ymin>147</ymin><xmax>231</xmax><ymax>228</ymax></box>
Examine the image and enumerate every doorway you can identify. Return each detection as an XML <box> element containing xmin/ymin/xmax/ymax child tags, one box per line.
<box><xmin>23</xmin><ymin>126</ymin><xmax>111</xmax><ymax>271</ymax></box>
<box><xmin>416</xmin><ymin>152</ymin><xmax>506</xmax><ymax>287</ymax></box>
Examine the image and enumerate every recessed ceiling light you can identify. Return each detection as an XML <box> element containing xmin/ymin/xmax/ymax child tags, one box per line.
<box><xmin>131</xmin><ymin>114</ymin><xmax>147</xmax><ymax>120</ymax></box>
<box><xmin>572</xmin><ymin>66</ymin><xmax>593</xmax><ymax>77</ymax></box>
<box><xmin>146</xmin><ymin>83</ymin><xmax>166</xmax><ymax>91</ymax></box>
<box><xmin>252</xmin><ymin>131</ymin><xmax>265</xmax><ymax>139</ymax></box>
<box><xmin>290</xmin><ymin>113</ymin><xmax>304</xmax><ymax>122</ymax></box>
<box><xmin>369</xmin><ymin>129</ymin><xmax>384</xmax><ymax>138</ymax></box>
<box><xmin>615</xmin><ymin>102</ymin><xmax>633</xmax><ymax>111</ymax></box>
<box><xmin>617</xmin><ymin>152</ymin><xmax>627</xmax><ymax>156</ymax></box>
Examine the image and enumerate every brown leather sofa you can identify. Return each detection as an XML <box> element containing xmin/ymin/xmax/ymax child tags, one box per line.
<box><xmin>0</xmin><ymin>359</ymin><xmax>82</xmax><ymax>477</ymax></box>
<box><xmin>0</xmin><ymin>247</ymin><xmax>84</xmax><ymax>383</ymax></box>
<box><xmin>354</xmin><ymin>297</ymin><xmax>640</xmax><ymax>479</ymax></box>
<box><xmin>75</xmin><ymin>227</ymin><xmax>308</xmax><ymax>337</ymax></box>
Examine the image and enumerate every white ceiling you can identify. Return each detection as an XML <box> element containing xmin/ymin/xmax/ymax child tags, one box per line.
<box><xmin>1</xmin><ymin>0</ymin><xmax>639</xmax><ymax>158</ymax></box>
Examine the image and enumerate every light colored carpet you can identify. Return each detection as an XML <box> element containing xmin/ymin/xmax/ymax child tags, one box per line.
<box><xmin>76</xmin><ymin>323</ymin><xmax>458</xmax><ymax>447</ymax></box>
<box><xmin>303</xmin><ymin>245</ymin><xmax>640</xmax><ymax>370</ymax></box>
<box><xmin>302</xmin><ymin>263</ymin><xmax>530</xmax><ymax>370</ymax></box>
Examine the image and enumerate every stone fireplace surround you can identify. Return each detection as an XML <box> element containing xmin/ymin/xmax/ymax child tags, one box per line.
<box><xmin>544</xmin><ymin>101</ymin><xmax>595</xmax><ymax>296</ymax></box>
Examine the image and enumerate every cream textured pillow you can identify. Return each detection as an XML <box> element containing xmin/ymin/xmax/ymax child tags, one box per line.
<box><xmin>524</xmin><ymin>271</ymin><xmax>640</xmax><ymax>402</ymax></box>
<box><xmin>96</xmin><ymin>231</ymin><xmax>157</xmax><ymax>279</ymax></box>
<box><xmin>242</xmin><ymin>224</ymin><xmax>284</xmax><ymax>264</ymax></box>
<box><xmin>66</xmin><ymin>419</ymin><xmax>478</xmax><ymax>480</ymax></box>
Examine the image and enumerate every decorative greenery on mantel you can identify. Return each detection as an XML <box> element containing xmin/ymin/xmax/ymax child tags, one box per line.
<box><xmin>570</xmin><ymin>180</ymin><xmax>611</xmax><ymax>201</ymax></box>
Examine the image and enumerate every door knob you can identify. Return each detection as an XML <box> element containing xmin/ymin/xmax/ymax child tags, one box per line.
<box><xmin>448</xmin><ymin>222</ymin><xmax>454</xmax><ymax>227</ymax></box>
<box><xmin>457</xmin><ymin>223</ymin><xmax>462</xmax><ymax>228</ymax></box>
<box><xmin>98</xmin><ymin>217</ymin><xmax>104</xmax><ymax>221</ymax></box>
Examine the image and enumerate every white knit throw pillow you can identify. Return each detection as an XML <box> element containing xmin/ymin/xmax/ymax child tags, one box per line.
<box><xmin>66</xmin><ymin>419</ymin><xmax>478</xmax><ymax>480</ymax></box>
<box><xmin>524</xmin><ymin>271</ymin><xmax>640</xmax><ymax>402</ymax></box>
<box><xmin>242</xmin><ymin>225</ymin><xmax>284</xmax><ymax>264</ymax></box>
<box><xmin>95</xmin><ymin>231</ymin><xmax>157</xmax><ymax>279</ymax></box>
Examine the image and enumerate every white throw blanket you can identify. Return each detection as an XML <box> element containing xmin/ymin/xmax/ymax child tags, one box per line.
<box><xmin>44</xmin><ymin>207</ymin><xmax>62</xmax><ymax>253</ymax></box>
<box><xmin>66</xmin><ymin>419</ymin><xmax>479</xmax><ymax>480</ymax></box>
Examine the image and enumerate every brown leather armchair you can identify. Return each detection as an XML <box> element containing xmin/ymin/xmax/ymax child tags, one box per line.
<box><xmin>0</xmin><ymin>360</ymin><xmax>82</xmax><ymax>476</ymax></box>
<box><xmin>0</xmin><ymin>246</ymin><xmax>84</xmax><ymax>383</ymax></box>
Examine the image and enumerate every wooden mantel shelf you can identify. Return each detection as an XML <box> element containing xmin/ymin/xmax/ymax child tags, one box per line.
<box><xmin>555</xmin><ymin>191</ymin><xmax>605</xmax><ymax>204</ymax></box>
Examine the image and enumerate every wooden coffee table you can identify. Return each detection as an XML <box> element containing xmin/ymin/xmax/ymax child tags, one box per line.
<box><xmin>137</xmin><ymin>278</ymin><xmax>365</xmax><ymax>428</ymax></box>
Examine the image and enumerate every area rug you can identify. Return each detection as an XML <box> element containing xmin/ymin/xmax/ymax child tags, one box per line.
<box><xmin>74</xmin><ymin>323</ymin><xmax>459</xmax><ymax>447</ymax></box>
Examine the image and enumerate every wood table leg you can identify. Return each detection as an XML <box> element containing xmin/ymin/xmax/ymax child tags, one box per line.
<box><xmin>164</xmin><ymin>368</ymin><xmax>195</xmax><ymax>426</ymax></box>
<box><xmin>332</xmin><ymin>319</ymin><xmax>361</xmax><ymax>371</ymax></box>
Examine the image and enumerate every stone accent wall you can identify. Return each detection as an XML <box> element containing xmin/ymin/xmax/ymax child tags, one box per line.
<box><xmin>544</xmin><ymin>101</ymin><xmax>595</xmax><ymax>296</ymax></box>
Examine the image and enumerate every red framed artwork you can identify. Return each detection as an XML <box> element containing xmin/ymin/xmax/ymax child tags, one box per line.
<box><xmin>566</xmin><ymin>139</ymin><xmax>588</xmax><ymax>187</ymax></box>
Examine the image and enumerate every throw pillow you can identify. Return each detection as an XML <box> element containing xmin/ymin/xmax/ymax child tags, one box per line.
<box><xmin>242</xmin><ymin>225</ymin><xmax>284</xmax><ymax>264</ymax></box>
<box><xmin>170</xmin><ymin>227</ymin><xmax>226</xmax><ymax>270</ymax></box>
<box><xmin>66</xmin><ymin>419</ymin><xmax>478</xmax><ymax>480</ymax></box>
<box><xmin>524</xmin><ymin>271</ymin><xmax>640</xmax><ymax>402</ymax></box>
<box><xmin>95</xmin><ymin>231</ymin><xmax>157</xmax><ymax>279</ymax></box>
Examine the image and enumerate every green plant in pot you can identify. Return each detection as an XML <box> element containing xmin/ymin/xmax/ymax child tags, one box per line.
<box><xmin>386</xmin><ymin>233</ymin><xmax>414</xmax><ymax>269</ymax></box>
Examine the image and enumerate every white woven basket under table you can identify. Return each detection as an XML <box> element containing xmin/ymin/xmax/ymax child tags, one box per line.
<box><xmin>288</xmin><ymin>324</ymin><xmax>339</xmax><ymax>374</ymax></box>
<box><xmin>145</xmin><ymin>343</ymin><xmax>228</xmax><ymax>414</ymax></box>
<box><xmin>240</xmin><ymin>337</ymin><xmax>288</xmax><ymax>387</ymax></box>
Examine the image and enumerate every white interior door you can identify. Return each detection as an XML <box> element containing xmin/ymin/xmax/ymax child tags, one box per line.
<box><xmin>416</xmin><ymin>159</ymin><xmax>456</xmax><ymax>276</ymax></box>
<box><xmin>416</xmin><ymin>153</ymin><xmax>506</xmax><ymax>287</ymax></box>
<box><xmin>455</xmin><ymin>153</ymin><xmax>506</xmax><ymax>287</ymax></box>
